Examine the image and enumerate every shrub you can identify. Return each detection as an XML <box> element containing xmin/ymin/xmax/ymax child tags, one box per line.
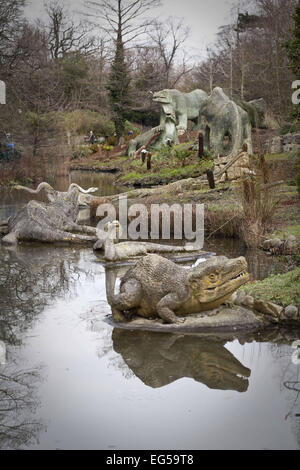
<box><xmin>60</xmin><ymin>110</ymin><xmax>115</xmax><ymax>137</ymax></box>
<box><xmin>70</xmin><ymin>146</ymin><xmax>89</xmax><ymax>160</ymax></box>
<box><xmin>89</xmin><ymin>143</ymin><xmax>99</xmax><ymax>154</ymax></box>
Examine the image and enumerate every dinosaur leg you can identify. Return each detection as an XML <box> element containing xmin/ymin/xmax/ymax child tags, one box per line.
<box><xmin>111</xmin><ymin>279</ymin><xmax>142</xmax><ymax>323</ymax></box>
<box><xmin>61</xmin><ymin>222</ymin><xmax>96</xmax><ymax>235</ymax></box>
<box><xmin>156</xmin><ymin>293</ymin><xmax>185</xmax><ymax>325</ymax></box>
<box><xmin>23</xmin><ymin>226</ymin><xmax>97</xmax><ymax>243</ymax></box>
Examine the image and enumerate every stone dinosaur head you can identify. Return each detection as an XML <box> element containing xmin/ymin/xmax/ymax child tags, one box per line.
<box><xmin>153</xmin><ymin>89</ymin><xmax>176</xmax><ymax>123</ymax></box>
<box><xmin>187</xmin><ymin>256</ymin><xmax>249</xmax><ymax>306</ymax></box>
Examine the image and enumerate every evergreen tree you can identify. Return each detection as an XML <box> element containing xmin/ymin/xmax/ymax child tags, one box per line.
<box><xmin>106</xmin><ymin>24</ymin><xmax>131</xmax><ymax>139</ymax></box>
<box><xmin>285</xmin><ymin>2</ymin><xmax>300</xmax><ymax>76</ymax></box>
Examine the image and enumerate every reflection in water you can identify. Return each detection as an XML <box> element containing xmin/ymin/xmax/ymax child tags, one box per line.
<box><xmin>0</xmin><ymin>245</ymin><xmax>97</xmax><ymax>449</ymax></box>
<box><xmin>0</xmin><ymin>238</ymin><xmax>299</xmax><ymax>448</ymax></box>
<box><xmin>0</xmin><ymin>362</ymin><xmax>44</xmax><ymax>450</ymax></box>
<box><xmin>112</xmin><ymin>329</ymin><xmax>251</xmax><ymax>392</ymax></box>
<box><xmin>0</xmin><ymin>246</ymin><xmax>85</xmax><ymax>345</ymax></box>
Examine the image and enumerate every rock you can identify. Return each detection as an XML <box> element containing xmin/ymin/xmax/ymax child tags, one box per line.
<box><xmin>281</xmin><ymin>305</ymin><xmax>299</xmax><ymax>322</ymax></box>
<box><xmin>270</xmin><ymin>136</ymin><xmax>283</xmax><ymax>154</ymax></box>
<box><xmin>241</xmin><ymin>295</ymin><xmax>254</xmax><ymax>309</ymax></box>
<box><xmin>234</xmin><ymin>289</ymin><xmax>246</xmax><ymax>306</ymax></box>
<box><xmin>262</xmin><ymin>238</ymin><xmax>283</xmax><ymax>250</ymax></box>
<box><xmin>253</xmin><ymin>299</ymin><xmax>283</xmax><ymax>319</ymax></box>
<box><xmin>283</xmin><ymin>235</ymin><xmax>298</xmax><ymax>254</ymax></box>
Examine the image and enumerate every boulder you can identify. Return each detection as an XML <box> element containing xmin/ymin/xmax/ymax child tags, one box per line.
<box><xmin>253</xmin><ymin>299</ymin><xmax>283</xmax><ymax>319</ymax></box>
<box><xmin>281</xmin><ymin>305</ymin><xmax>299</xmax><ymax>322</ymax></box>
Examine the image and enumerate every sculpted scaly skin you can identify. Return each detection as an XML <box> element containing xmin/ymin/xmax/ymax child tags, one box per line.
<box><xmin>109</xmin><ymin>253</ymin><xmax>249</xmax><ymax>324</ymax></box>
<box><xmin>1</xmin><ymin>183</ymin><xmax>98</xmax><ymax>245</ymax></box>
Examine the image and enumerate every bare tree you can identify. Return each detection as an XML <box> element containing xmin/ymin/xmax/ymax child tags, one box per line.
<box><xmin>85</xmin><ymin>0</ymin><xmax>161</xmax><ymax>137</ymax></box>
<box><xmin>147</xmin><ymin>17</ymin><xmax>192</xmax><ymax>88</ymax></box>
<box><xmin>45</xmin><ymin>0</ymin><xmax>96</xmax><ymax>59</ymax></box>
<box><xmin>85</xmin><ymin>0</ymin><xmax>161</xmax><ymax>45</ymax></box>
<box><xmin>0</xmin><ymin>0</ymin><xmax>27</xmax><ymax>69</ymax></box>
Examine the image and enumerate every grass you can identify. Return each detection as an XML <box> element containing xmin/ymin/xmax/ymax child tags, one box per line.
<box><xmin>272</xmin><ymin>224</ymin><xmax>300</xmax><ymax>240</ymax></box>
<box><xmin>241</xmin><ymin>268</ymin><xmax>300</xmax><ymax>307</ymax></box>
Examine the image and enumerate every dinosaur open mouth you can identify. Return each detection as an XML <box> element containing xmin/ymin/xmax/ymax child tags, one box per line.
<box><xmin>205</xmin><ymin>271</ymin><xmax>248</xmax><ymax>291</ymax></box>
<box><xmin>232</xmin><ymin>270</ymin><xmax>248</xmax><ymax>281</ymax></box>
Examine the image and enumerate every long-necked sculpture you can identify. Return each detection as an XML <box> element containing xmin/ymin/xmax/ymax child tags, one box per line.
<box><xmin>1</xmin><ymin>183</ymin><xmax>98</xmax><ymax>245</ymax></box>
<box><xmin>94</xmin><ymin>220</ymin><xmax>201</xmax><ymax>261</ymax></box>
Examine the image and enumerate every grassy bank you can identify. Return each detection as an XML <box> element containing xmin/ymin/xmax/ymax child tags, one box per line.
<box><xmin>241</xmin><ymin>268</ymin><xmax>300</xmax><ymax>307</ymax></box>
<box><xmin>70</xmin><ymin>142</ymin><xmax>214</xmax><ymax>186</ymax></box>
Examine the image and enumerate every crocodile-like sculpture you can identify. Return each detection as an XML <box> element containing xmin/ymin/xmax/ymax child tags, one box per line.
<box><xmin>94</xmin><ymin>220</ymin><xmax>200</xmax><ymax>261</ymax></box>
<box><xmin>1</xmin><ymin>182</ymin><xmax>98</xmax><ymax>245</ymax></box>
<box><xmin>108</xmin><ymin>253</ymin><xmax>249</xmax><ymax>324</ymax></box>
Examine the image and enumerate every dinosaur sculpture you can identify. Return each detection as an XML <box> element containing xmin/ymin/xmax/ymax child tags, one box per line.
<box><xmin>199</xmin><ymin>87</ymin><xmax>252</xmax><ymax>156</ymax></box>
<box><xmin>127</xmin><ymin>115</ymin><xmax>178</xmax><ymax>157</ymax></box>
<box><xmin>152</xmin><ymin>88</ymin><xmax>208</xmax><ymax>135</ymax></box>
<box><xmin>94</xmin><ymin>220</ymin><xmax>201</xmax><ymax>261</ymax></box>
<box><xmin>107</xmin><ymin>253</ymin><xmax>249</xmax><ymax>324</ymax></box>
<box><xmin>127</xmin><ymin>89</ymin><xmax>208</xmax><ymax>156</ymax></box>
<box><xmin>127</xmin><ymin>87</ymin><xmax>252</xmax><ymax>157</ymax></box>
<box><xmin>1</xmin><ymin>183</ymin><xmax>98</xmax><ymax>245</ymax></box>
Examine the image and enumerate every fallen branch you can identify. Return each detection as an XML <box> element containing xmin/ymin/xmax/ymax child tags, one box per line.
<box><xmin>135</xmin><ymin>131</ymin><xmax>161</xmax><ymax>158</ymax></box>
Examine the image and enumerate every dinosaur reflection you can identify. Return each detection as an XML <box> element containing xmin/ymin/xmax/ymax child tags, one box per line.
<box><xmin>112</xmin><ymin>328</ymin><xmax>251</xmax><ymax>392</ymax></box>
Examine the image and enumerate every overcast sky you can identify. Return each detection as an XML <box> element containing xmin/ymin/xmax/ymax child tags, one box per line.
<box><xmin>24</xmin><ymin>0</ymin><xmax>236</xmax><ymax>60</ymax></box>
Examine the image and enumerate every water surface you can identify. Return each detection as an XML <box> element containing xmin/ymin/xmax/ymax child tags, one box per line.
<box><xmin>0</xmin><ymin>175</ymin><xmax>299</xmax><ymax>450</ymax></box>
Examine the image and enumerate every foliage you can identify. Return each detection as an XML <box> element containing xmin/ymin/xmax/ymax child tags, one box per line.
<box><xmin>241</xmin><ymin>268</ymin><xmax>300</xmax><ymax>307</ymax></box>
<box><xmin>89</xmin><ymin>143</ymin><xmax>99</xmax><ymax>153</ymax></box>
<box><xmin>70</xmin><ymin>146</ymin><xmax>90</xmax><ymax>160</ymax></box>
<box><xmin>60</xmin><ymin>111</ymin><xmax>115</xmax><ymax>136</ymax></box>
<box><xmin>280</xmin><ymin>123</ymin><xmax>298</xmax><ymax>135</ymax></box>
<box><xmin>285</xmin><ymin>3</ymin><xmax>300</xmax><ymax>76</ymax></box>
<box><xmin>238</xmin><ymin>175</ymin><xmax>280</xmax><ymax>247</ymax></box>
<box><xmin>173</xmin><ymin>148</ymin><xmax>192</xmax><ymax>167</ymax></box>
<box><xmin>297</xmin><ymin>153</ymin><xmax>300</xmax><ymax>196</ymax></box>
<box><xmin>56</xmin><ymin>51</ymin><xmax>88</xmax><ymax>97</ymax></box>
<box><xmin>106</xmin><ymin>31</ymin><xmax>131</xmax><ymax>138</ymax></box>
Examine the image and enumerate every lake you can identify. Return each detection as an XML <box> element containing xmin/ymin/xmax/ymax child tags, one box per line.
<box><xmin>0</xmin><ymin>174</ymin><xmax>299</xmax><ymax>450</ymax></box>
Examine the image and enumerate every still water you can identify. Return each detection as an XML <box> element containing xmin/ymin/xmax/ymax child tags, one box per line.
<box><xmin>0</xmin><ymin>175</ymin><xmax>299</xmax><ymax>450</ymax></box>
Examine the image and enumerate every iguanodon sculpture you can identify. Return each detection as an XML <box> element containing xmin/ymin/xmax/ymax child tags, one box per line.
<box><xmin>108</xmin><ymin>253</ymin><xmax>249</xmax><ymax>324</ymax></box>
<box><xmin>127</xmin><ymin>88</ymin><xmax>208</xmax><ymax>156</ymax></box>
<box><xmin>127</xmin><ymin>87</ymin><xmax>252</xmax><ymax>156</ymax></box>
<box><xmin>1</xmin><ymin>182</ymin><xmax>98</xmax><ymax>245</ymax></box>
